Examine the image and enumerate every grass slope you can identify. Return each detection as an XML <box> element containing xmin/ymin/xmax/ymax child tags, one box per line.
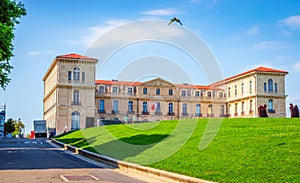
<box><xmin>55</xmin><ymin>118</ymin><xmax>300</xmax><ymax>182</ymax></box>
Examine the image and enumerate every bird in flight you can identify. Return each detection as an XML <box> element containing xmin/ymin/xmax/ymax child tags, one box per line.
<box><xmin>168</xmin><ymin>17</ymin><xmax>183</xmax><ymax>26</ymax></box>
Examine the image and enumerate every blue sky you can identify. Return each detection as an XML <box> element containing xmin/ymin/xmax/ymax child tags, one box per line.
<box><xmin>1</xmin><ymin>0</ymin><xmax>300</xmax><ymax>133</ymax></box>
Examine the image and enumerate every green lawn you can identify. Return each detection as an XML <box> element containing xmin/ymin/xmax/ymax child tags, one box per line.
<box><xmin>55</xmin><ymin>118</ymin><xmax>300</xmax><ymax>182</ymax></box>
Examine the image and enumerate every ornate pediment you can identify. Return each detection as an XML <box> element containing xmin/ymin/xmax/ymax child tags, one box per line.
<box><xmin>139</xmin><ymin>78</ymin><xmax>175</xmax><ymax>87</ymax></box>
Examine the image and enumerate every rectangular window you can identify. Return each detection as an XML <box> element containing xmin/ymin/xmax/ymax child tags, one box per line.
<box><xmin>82</xmin><ymin>72</ymin><xmax>85</xmax><ymax>82</ymax></box>
<box><xmin>112</xmin><ymin>86</ymin><xmax>118</xmax><ymax>93</ymax></box>
<box><xmin>235</xmin><ymin>85</ymin><xmax>237</xmax><ymax>96</ymax></box>
<box><xmin>264</xmin><ymin>83</ymin><xmax>267</xmax><ymax>92</ymax></box>
<box><xmin>142</xmin><ymin>102</ymin><xmax>148</xmax><ymax>114</ymax></box>
<box><xmin>219</xmin><ymin>92</ymin><xmax>224</xmax><ymax>98</ymax></box>
<box><xmin>143</xmin><ymin>88</ymin><xmax>147</xmax><ymax>94</ymax></box>
<box><xmin>128</xmin><ymin>88</ymin><xmax>133</xmax><ymax>95</ymax></box>
<box><xmin>182</xmin><ymin>103</ymin><xmax>187</xmax><ymax>115</ymax></box>
<box><xmin>241</xmin><ymin>83</ymin><xmax>244</xmax><ymax>95</ymax></box>
<box><xmin>275</xmin><ymin>83</ymin><xmax>278</xmax><ymax>92</ymax></box>
<box><xmin>156</xmin><ymin>88</ymin><xmax>160</xmax><ymax>95</ymax></box>
<box><xmin>201</xmin><ymin>90</ymin><xmax>205</xmax><ymax>97</ymax></box>
<box><xmin>68</xmin><ymin>71</ymin><xmax>72</xmax><ymax>81</ymax></box>
<box><xmin>242</xmin><ymin>102</ymin><xmax>244</xmax><ymax>112</ymax></box>
<box><xmin>220</xmin><ymin>105</ymin><xmax>225</xmax><ymax>115</ymax></box>
<box><xmin>169</xmin><ymin>89</ymin><xmax>173</xmax><ymax>95</ymax></box>
<box><xmin>207</xmin><ymin>91</ymin><xmax>212</xmax><ymax>97</ymax></box>
<box><xmin>187</xmin><ymin>90</ymin><xmax>191</xmax><ymax>96</ymax></box>
<box><xmin>181</xmin><ymin>90</ymin><xmax>186</xmax><ymax>96</ymax></box>
<box><xmin>213</xmin><ymin>91</ymin><xmax>217</xmax><ymax>98</ymax></box>
<box><xmin>195</xmin><ymin>91</ymin><xmax>200</xmax><ymax>97</ymax></box>
<box><xmin>249</xmin><ymin>81</ymin><xmax>252</xmax><ymax>94</ymax></box>
<box><xmin>99</xmin><ymin>100</ymin><xmax>105</xmax><ymax>114</ymax></box>
<box><xmin>156</xmin><ymin>102</ymin><xmax>161</xmax><ymax>114</ymax></box>
<box><xmin>168</xmin><ymin>103</ymin><xmax>173</xmax><ymax>114</ymax></box>
<box><xmin>235</xmin><ymin>103</ymin><xmax>238</xmax><ymax>116</ymax></box>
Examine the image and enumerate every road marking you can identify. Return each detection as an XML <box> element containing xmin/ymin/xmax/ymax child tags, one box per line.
<box><xmin>60</xmin><ymin>175</ymin><xmax>98</xmax><ymax>182</ymax></box>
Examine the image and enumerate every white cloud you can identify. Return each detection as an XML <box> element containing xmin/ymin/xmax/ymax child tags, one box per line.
<box><xmin>66</xmin><ymin>19</ymin><xmax>186</xmax><ymax>52</ymax></box>
<box><xmin>140</xmin><ymin>8</ymin><xmax>178</xmax><ymax>16</ymax></box>
<box><xmin>254</xmin><ymin>41</ymin><xmax>288</xmax><ymax>51</ymax></box>
<box><xmin>292</xmin><ymin>62</ymin><xmax>300</xmax><ymax>72</ymax></box>
<box><xmin>279</xmin><ymin>15</ymin><xmax>300</xmax><ymax>29</ymax></box>
<box><xmin>66</xmin><ymin>19</ymin><xmax>129</xmax><ymax>47</ymax></box>
<box><xmin>247</xmin><ymin>26</ymin><xmax>260</xmax><ymax>34</ymax></box>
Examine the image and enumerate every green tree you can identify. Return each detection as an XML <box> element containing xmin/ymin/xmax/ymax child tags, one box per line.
<box><xmin>5</xmin><ymin>118</ymin><xmax>15</xmax><ymax>133</ymax></box>
<box><xmin>14</xmin><ymin>118</ymin><xmax>24</xmax><ymax>133</ymax></box>
<box><xmin>0</xmin><ymin>0</ymin><xmax>26</xmax><ymax>89</ymax></box>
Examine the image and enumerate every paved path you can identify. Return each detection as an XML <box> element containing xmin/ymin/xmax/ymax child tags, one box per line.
<box><xmin>0</xmin><ymin>138</ymin><xmax>148</xmax><ymax>183</ymax></box>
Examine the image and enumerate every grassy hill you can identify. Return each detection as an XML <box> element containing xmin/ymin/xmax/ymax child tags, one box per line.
<box><xmin>55</xmin><ymin>118</ymin><xmax>300</xmax><ymax>182</ymax></box>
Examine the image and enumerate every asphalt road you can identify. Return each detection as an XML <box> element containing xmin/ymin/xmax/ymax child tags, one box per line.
<box><xmin>0</xmin><ymin>138</ymin><xmax>147</xmax><ymax>183</ymax></box>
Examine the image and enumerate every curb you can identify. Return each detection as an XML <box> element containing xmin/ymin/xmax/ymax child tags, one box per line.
<box><xmin>52</xmin><ymin>139</ymin><xmax>215</xmax><ymax>183</ymax></box>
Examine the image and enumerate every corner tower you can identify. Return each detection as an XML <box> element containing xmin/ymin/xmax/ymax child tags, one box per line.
<box><xmin>43</xmin><ymin>54</ymin><xmax>98</xmax><ymax>134</ymax></box>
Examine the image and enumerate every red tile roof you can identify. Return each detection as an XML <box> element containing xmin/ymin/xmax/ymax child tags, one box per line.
<box><xmin>174</xmin><ymin>84</ymin><xmax>222</xmax><ymax>90</ymax></box>
<box><xmin>211</xmin><ymin>66</ymin><xmax>288</xmax><ymax>86</ymax></box>
<box><xmin>56</xmin><ymin>53</ymin><xmax>98</xmax><ymax>60</ymax></box>
<box><xmin>96</xmin><ymin>80</ymin><xmax>222</xmax><ymax>90</ymax></box>
<box><xmin>95</xmin><ymin>80</ymin><xmax>142</xmax><ymax>86</ymax></box>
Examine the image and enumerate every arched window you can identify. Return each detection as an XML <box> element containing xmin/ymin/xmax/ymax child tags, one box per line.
<box><xmin>268</xmin><ymin>79</ymin><xmax>273</xmax><ymax>92</ymax></box>
<box><xmin>71</xmin><ymin>111</ymin><xmax>80</xmax><ymax>130</ymax></box>
<box><xmin>142</xmin><ymin>101</ymin><xmax>148</xmax><ymax>114</ymax></box>
<box><xmin>73</xmin><ymin>67</ymin><xmax>80</xmax><ymax>81</ymax></box>
<box><xmin>99</xmin><ymin>100</ymin><xmax>105</xmax><ymax>113</ymax></box>
<box><xmin>128</xmin><ymin>101</ymin><xmax>133</xmax><ymax>113</ymax></box>
<box><xmin>182</xmin><ymin>103</ymin><xmax>187</xmax><ymax>116</ymax></box>
<box><xmin>268</xmin><ymin>99</ymin><xmax>273</xmax><ymax>110</ymax></box>
<box><xmin>73</xmin><ymin>90</ymin><xmax>79</xmax><ymax>105</ymax></box>
<box><xmin>196</xmin><ymin>103</ymin><xmax>201</xmax><ymax>116</ymax></box>
<box><xmin>156</xmin><ymin>102</ymin><xmax>161</xmax><ymax>114</ymax></box>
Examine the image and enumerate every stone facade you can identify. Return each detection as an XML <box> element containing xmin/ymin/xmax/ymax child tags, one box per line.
<box><xmin>43</xmin><ymin>54</ymin><xmax>98</xmax><ymax>134</ymax></box>
<box><xmin>43</xmin><ymin>54</ymin><xmax>288</xmax><ymax>134</ymax></box>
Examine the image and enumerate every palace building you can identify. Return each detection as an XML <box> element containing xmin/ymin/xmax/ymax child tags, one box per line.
<box><xmin>43</xmin><ymin>54</ymin><xmax>288</xmax><ymax>134</ymax></box>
